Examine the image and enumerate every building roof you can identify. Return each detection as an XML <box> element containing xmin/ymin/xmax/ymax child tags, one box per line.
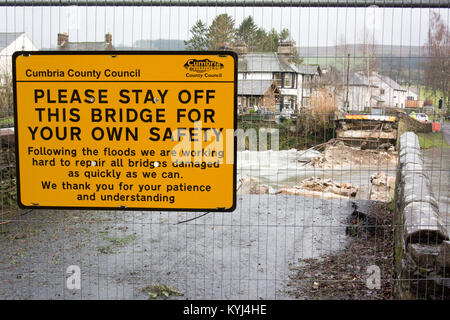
<box><xmin>57</xmin><ymin>42</ymin><xmax>114</xmax><ymax>51</ymax></box>
<box><xmin>293</xmin><ymin>64</ymin><xmax>321</xmax><ymax>75</ymax></box>
<box><xmin>406</xmin><ymin>87</ymin><xmax>419</xmax><ymax>96</ymax></box>
<box><xmin>348</xmin><ymin>73</ymin><xmax>378</xmax><ymax>87</ymax></box>
<box><xmin>238</xmin><ymin>52</ymin><xmax>323</xmax><ymax>78</ymax></box>
<box><xmin>0</xmin><ymin>32</ymin><xmax>25</xmax><ymax>51</ymax></box>
<box><xmin>238</xmin><ymin>79</ymin><xmax>277</xmax><ymax>96</ymax></box>
<box><xmin>378</xmin><ymin>74</ymin><xmax>406</xmax><ymax>91</ymax></box>
<box><xmin>238</xmin><ymin>52</ymin><xmax>296</xmax><ymax>73</ymax></box>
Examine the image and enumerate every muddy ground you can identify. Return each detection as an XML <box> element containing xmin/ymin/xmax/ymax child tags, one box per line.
<box><xmin>286</xmin><ymin>201</ymin><xmax>394</xmax><ymax>300</ymax></box>
<box><xmin>0</xmin><ymin>195</ymin><xmax>372</xmax><ymax>300</ymax></box>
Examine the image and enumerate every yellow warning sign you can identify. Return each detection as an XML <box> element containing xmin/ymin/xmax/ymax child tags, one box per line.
<box><xmin>13</xmin><ymin>52</ymin><xmax>237</xmax><ymax>211</ymax></box>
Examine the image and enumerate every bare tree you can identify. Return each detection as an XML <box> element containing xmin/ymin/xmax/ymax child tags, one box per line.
<box><xmin>356</xmin><ymin>30</ymin><xmax>379</xmax><ymax>111</ymax></box>
<box><xmin>336</xmin><ymin>34</ymin><xmax>351</xmax><ymax>108</ymax></box>
<box><xmin>424</xmin><ymin>11</ymin><xmax>450</xmax><ymax>115</ymax></box>
<box><xmin>361</xmin><ymin>30</ymin><xmax>379</xmax><ymax>73</ymax></box>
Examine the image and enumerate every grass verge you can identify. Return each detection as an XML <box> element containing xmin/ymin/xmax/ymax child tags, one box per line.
<box><xmin>417</xmin><ymin>132</ymin><xmax>450</xmax><ymax>149</ymax></box>
<box><xmin>0</xmin><ymin>117</ymin><xmax>13</xmax><ymax>126</ymax></box>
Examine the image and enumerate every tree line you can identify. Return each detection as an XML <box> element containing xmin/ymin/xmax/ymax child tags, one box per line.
<box><xmin>185</xmin><ymin>14</ymin><xmax>302</xmax><ymax>63</ymax></box>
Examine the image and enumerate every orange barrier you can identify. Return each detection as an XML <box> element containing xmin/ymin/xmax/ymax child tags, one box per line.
<box><xmin>344</xmin><ymin>114</ymin><xmax>397</xmax><ymax>122</ymax></box>
<box><xmin>432</xmin><ymin>122</ymin><xmax>441</xmax><ymax>132</ymax></box>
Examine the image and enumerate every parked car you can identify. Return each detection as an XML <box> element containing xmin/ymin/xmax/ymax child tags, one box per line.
<box><xmin>415</xmin><ymin>113</ymin><xmax>429</xmax><ymax>122</ymax></box>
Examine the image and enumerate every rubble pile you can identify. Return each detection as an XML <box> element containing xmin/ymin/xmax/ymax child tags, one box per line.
<box><xmin>369</xmin><ymin>171</ymin><xmax>395</xmax><ymax>202</ymax></box>
<box><xmin>277</xmin><ymin>177</ymin><xmax>358</xmax><ymax>199</ymax></box>
<box><xmin>309</xmin><ymin>141</ymin><xmax>397</xmax><ymax>169</ymax></box>
<box><xmin>237</xmin><ymin>177</ymin><xmax>270</xmax><ymax>195</ymax></box>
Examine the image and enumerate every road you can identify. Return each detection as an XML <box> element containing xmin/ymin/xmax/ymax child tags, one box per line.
<box><xmin>0</xmin><ymin>195</ymin><xmax>353</xmax><ymax>299</ymax></box>
<box><xmin>423</xmin><ymin>122</ymin><xmax>450</xmax><ymax>235</ymax></box>
<box><xmin>442</xmin><ymin>121</ymin><xmax>450</xmax><ymax>144</ymax></box>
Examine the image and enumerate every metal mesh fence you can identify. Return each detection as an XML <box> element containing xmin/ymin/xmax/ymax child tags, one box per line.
<box><xmin>0</xmin><ymin>0</ymin><xmax>449</xmax><ymax>300</ymax></box>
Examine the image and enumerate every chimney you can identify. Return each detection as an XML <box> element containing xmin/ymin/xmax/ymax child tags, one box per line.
<box><xmin>277</xmin><ymin>40</ymin><xmax>294</xmax><ymax>63</ymax></box>
<box><xmin>233</xmin><ymin>40</ymin><xmax>248</xmax><ymax>55</ymax></box>
<box><xmin>219</xmin><ymin>41</ymin><xmax>233</xmax><ymax>51</ymax></box>
<box><xmin>105</xmin><ymin>33</ymin><xmax>112</xmax><ymax>44</ymax></box>
<box><xmin>57</xmin><ymin>33</ymin><xmax>68</xmax><ymax>46</ymax></box>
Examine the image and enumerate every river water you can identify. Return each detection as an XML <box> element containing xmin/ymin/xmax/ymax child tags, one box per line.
<box><xmin>236</xmin><ymin>149</ymin><xmax>397</xmax><ymax>200</ymax></box>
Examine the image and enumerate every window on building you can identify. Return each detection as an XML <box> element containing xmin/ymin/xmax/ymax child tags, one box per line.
<box><xmin>283</xmin><ymin>73</ymin><xmax>293</xmax><ymax>88</ymax></box>
<box><xmin>273</xmin><ymin>73</ymin><xmax>282</xmax><ymax>87</ymax></box>
<box><xmin>380</xmin><ymin>89</ymin><xmax>385</xmax><ymax>95</ymax></box>
<box><xmin>407</xmin><ymin>96</ymin><xmax>415</xmax><ymax>100</ymax></box>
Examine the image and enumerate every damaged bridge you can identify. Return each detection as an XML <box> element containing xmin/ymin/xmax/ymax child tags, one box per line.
<box><xmin>335</xmin><ymin>114</ymin><xmax>398</xmax><ymax>149</ymax></box>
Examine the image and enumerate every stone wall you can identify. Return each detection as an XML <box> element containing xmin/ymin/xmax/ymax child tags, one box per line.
<box><xmin>397</xmin><ymin>112</ymin><xmax>432</xmax><ymax>133</ymax></box>
<box><xmin>394</xmin><ymin>132</ymin><xmax>450</xmax><ymax>299</ymax></box>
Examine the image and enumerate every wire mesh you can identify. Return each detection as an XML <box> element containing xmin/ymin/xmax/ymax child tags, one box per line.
<box><xmin>0</xmin><ymin>0</ymin><xmax>449</xmax><ymax>300</ymax></box>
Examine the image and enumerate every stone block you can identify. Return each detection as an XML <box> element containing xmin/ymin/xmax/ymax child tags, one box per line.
<box><xmin>400</xmin><ymin>132</ymin><xmax>420</xmax><ymax>150</ymax></box>
<box><xmin>402</xmin><ymin>161</ymin><xmax>424</xmax><ymax>174</ymax></box>
<box><xmin>403</xmin><ymin>202</ymin><xmax>449</xmax><ymax>244</ymax></box>
<box><xmin>401</xmin><ymin>172</ymin><xmax>431</xmax><ymax>194</ymax></box>
<box><xmin>404</xmin><ymin>187</ymin><xmax>439</xmax><ymax>210</ymax></box>
<box><xmin>437</xmin><ymin>241</ymin><xmax>450</xmax><ymax>274</ymax></box>
<box><xmin>399</xmin><ymin>149</ymin><xmax>423</xmax><ymax>167</ymax></box>
<box><xmin>407</xmin><ymin>243</ymin><xmax>440</xmax><ymax>269</ymax></box>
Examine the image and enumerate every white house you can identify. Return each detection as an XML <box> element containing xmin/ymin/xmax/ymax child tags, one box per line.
<box><xmin>238</xmin><ymin>52</ymin><xmax>299</xmax><ymax>112</ymax></box>
<box><xmin>339</xmin><ymin>71</ymin><xmax>409</xmax><ymax>113</ymax></box>
<box><xmin>237</xmin><ymin>42</ymin><xmax>321</xmax><ymax>112</ymax></box>
<box><xmin>0</xmin><ymin>32</ymin><xmax>38</xmax><ymax>79</ymax></box>
<box><xmin>293</xmin><ymin>64</ymin><xmax>321</xmax><ymax>108</ymax></box>
<box><xmin>55</xmin><ymin>32</ymin><xmax>114</xmax><ymax>51</ymax></box>
<box><xmin>369</xmin><ymin>73</ymin><xmax>407</xmax><ymax>109</ymax></box>
<box><xmin>341</xmin><ymin>73</ymin><xmax>377</xmax><ymax>112</ymax></box>
<box><xmin>405</xmin><ymin>87</ymin><xmax>419</xmax><ymax>101</ymax></box>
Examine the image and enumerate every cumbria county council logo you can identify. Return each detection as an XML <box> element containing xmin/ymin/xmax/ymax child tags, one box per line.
<box><xmin>184</xmin><ymin>59</ymin><xmax>224</xmax><ymax>73</ymax></box>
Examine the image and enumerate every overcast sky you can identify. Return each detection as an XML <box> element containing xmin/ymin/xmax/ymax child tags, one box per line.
<box><xmin>1</xmin><ymin>5</ymin><xmax>449</xmax><ymax>49</ymax></box>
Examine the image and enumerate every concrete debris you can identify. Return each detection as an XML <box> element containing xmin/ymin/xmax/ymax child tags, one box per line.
<box><xmin>296</xmin><ymin>149</ymin><xmax>322</xmax><ymax>163</ymax></box>
<box><xmin>277</xmin><ymin>177</ymin><xmax>358</xmax><ymax>199</ymax></box>
<box><xmin>237</xmin><ymin>176</ymin><xmax>270</xmax><ymax>195</ymax></box>
<box><xmin>371</xmin><ymin>171</ymin><xmax>388</xmax><ymax>186</ymax></box>
<box><xmin>407</xmin><ymin>243</ymin><xmax>440</xmax><ymax>270</ymax></box>
<box><xmin>369</xmin><ymin>172</ymin><xmax>395</xmax><ymax>202</ymax></box>
<box><xmin>309</xmin><ymin>141</ymin><xmax>397</xmax><ymax>169</ymax></box>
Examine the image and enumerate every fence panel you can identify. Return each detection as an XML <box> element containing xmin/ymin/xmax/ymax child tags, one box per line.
<box><xmin>0</xmin><ymin>0</ymin><xmax>449</xmax><ymax>300</ymax></box>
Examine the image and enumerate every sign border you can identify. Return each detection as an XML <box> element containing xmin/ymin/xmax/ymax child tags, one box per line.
<box><xmin>12</xmin><ymin>50</ymin><xmax>237</xmax><ymax>212</ymax></box>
